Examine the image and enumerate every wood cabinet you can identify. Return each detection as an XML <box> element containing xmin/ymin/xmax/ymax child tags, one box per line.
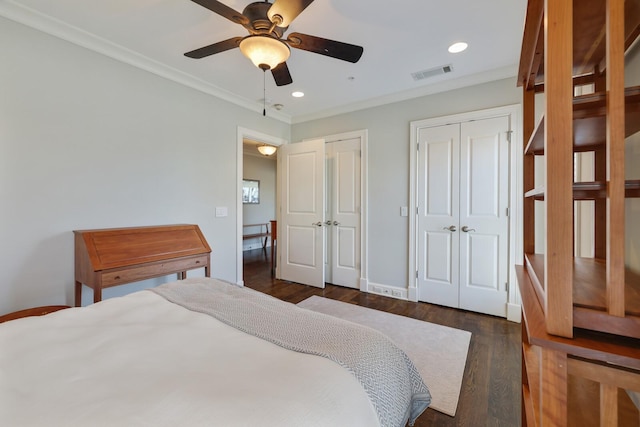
<box><xmin>517</xmin><ymin>0</ymin><xmax>640</xmax><ymax>425</ymax></box>
<box><xmin>74</xmin><ymin>224</ymin><xmax>211</xmax><ymax>306</ymax></box>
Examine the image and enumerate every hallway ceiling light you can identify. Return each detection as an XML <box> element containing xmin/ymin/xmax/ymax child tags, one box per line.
<box><xmin>257</xmin><ymin>144</ymin><xmax>277</xmax><ymax>156</ymax></box>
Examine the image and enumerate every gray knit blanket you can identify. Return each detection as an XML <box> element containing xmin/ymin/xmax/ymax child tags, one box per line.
<box><xmin>151</xmin><ymin>278</ymin><xmax>431</xmax><ymax>427</ymax></box>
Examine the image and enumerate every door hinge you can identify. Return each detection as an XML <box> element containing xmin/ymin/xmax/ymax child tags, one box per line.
<box><xmin>416</xmin><ymin>270</ymin><xmax>419</xmax><ymax>279</ymax></box>
<box><xmin>506</xmin><ymin>207</ymin><xmax>509</xmax><ymax>217</ymax></box>
<box><xmin>506</xmin><ymin>281</ymin><xmax>510</xmax><ymax>292</ymax></box>
<box><xmin>506</xmin><ymin>130</ymin><xmax>513</xmax><ymax>143</ymax></box>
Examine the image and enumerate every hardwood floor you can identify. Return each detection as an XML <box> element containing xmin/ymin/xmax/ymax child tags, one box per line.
<box><xmin>243</xmin><ymin>248</ymin><xmax>522</xmax><ymax>427</ymax></box>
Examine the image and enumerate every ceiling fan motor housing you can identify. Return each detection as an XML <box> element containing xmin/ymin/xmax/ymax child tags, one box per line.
<box><xmin>242</xmin><ymin>2</ymin><xmax>287</xmax><ymax>38</ymax></box>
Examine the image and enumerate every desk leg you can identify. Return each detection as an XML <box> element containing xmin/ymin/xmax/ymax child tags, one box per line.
<box><xmin>74</xmin><ymin>281</ymin><xmax>82</xmax><ymax>307</ymax></box>
<box><xmin>205</xmin><ymin>265</ymin><xmax>210</xmax><ymax>277</ymax></box>
<box><xmin>93</xmin><ymin>286</ymin><xmax>102</xmax><ymax>304</ymax></box>
<box><xmin>271</xmin><ymin>241</ymin><xmax>276</xmax><ymax>277</ymax></box>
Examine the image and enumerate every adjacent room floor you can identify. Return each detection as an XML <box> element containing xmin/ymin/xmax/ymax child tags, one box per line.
<box><xmin>243</xmin><ymin>248</ymin><xmax>522</xmax><ymax>427</ymax></box>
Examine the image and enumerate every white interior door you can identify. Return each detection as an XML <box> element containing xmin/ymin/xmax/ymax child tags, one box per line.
<box><xmin>458</xmin><ymin>117</ymin><xmax>510</xmax><ymax>317</ymax></box>
<box><xmin>325</xmin><ymin>139</ymin><xmax>361</xmax><ymax>288</ymax></box>
<box><xmin>278</xmin><ymin>139</ymin><xmax>325</xmax><ymax>288</ymax></box>
<box><xmin>417</xmin><ymin>116</ymin><xmax>510</xmax><ymax>317</ymax></box>
<box><xmin>417</xmin><ymin>124</ymin><xmax>460</xmax><ymax>307</ymax></box>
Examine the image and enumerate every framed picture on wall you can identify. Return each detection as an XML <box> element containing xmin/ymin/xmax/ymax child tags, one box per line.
<box><xmin>242</xmin><ymin>179</ymin><xmax>260</xmax><ymax>204</ymax></box>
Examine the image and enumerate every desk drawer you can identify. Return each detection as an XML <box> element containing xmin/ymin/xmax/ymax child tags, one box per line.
<box><xmin>101</xmin><ymin>254</ymin><xmax>209</xmax><ymax>287</ymax></box>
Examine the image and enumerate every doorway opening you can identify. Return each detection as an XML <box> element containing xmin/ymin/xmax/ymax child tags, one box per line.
<box><xmin>236</xmin><ymin>127</ymin><xmax>286</xmax><ymax>286</ymax></box>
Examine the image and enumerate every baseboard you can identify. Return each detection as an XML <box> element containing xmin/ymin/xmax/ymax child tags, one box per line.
<box><xmin>408</xmin><ymin>287</ymin><xmax>418</xmax><ymax>302</ymax></box>
<box><xmin>359</xmin><ymin>278</ymin><xmax>368</xmax><ymax>293</ymax></box>
<box><xmin>506</xmin><ymin>303</ymin><xmax>522</xmax><ymax>323</ymax></box>
<box><xmin>367</xmin><ymin>282</ymin><xmax>407</xmax><ymax>300</ymax></box>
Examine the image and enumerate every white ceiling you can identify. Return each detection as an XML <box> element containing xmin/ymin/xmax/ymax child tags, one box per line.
<box><xmin>1</xmin><ymin>0</ymin><xmax>527</xmax><ymax>123</ymax></box>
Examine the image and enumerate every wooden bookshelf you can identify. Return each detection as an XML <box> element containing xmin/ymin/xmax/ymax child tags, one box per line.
<box><xmin>517</xmin><ymin>0</ymin><xmax>640</xmax><ymax>424</ymax></box>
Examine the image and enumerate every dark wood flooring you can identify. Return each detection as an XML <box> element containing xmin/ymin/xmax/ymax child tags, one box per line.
<box><xmin>243</xmin><ymin>248</ymin><xmax>522</xmax><ymax>427</ymax></box>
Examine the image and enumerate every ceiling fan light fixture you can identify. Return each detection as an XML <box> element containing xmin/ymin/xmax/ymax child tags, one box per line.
<box><xmin>239</xmin><ymin>35</ymin><xmax>290</xmax><ymax>70</ymax></box>
<box><xmin>257</xmin><ymin>144</ymin><xmax>277</xmax><ymax>156</ymax></box>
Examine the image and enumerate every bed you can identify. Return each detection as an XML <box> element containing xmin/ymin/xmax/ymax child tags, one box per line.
<box><xmin>0</xmin><ymin>277</ymin><xmax>431</xmax><ymax>426</ymax></box>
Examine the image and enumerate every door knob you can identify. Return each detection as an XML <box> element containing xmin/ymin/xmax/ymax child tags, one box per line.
<box><xmin>461</xmin><ymin>226</ymin><xmax>476</xmax><ymax>232</ymax></box>
<box><xmin>443</xmin><ymin>225</ymin><xmax>457</xmax><ymax>232</ymax></box>
<box><xmin>312</xmin><ymin>222</ymin><xmax>323</xmax><ymax>227</ymax></box>
<box><xmin>333</xmin><ymin>221</ymin><xmax>340</xmax><ymax>226</ymax></box>
<box><xmin>325</xmin><ymin>220</ymin><xmax>332</xmax><ymax>226</ymax></box>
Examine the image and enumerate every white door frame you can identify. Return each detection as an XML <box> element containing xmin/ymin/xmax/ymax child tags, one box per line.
<box><xmin>408</xmin><ymin>105</ymin><xmax>523</xmax><ymax>322</ymax></box>
<box><xmin>236</xmin><ymin>126</ymin><xmax>287</xmax><ymax>286</ymax></box>
<box><xmin>304</xmin><ymin>129</ymin><xmax>369</xmax><ymax>292</ymax></box>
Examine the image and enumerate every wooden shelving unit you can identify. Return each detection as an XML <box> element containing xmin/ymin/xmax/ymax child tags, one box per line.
<box><xmin>517</xmin><ymin>0</ymin><xmax>640</xmax><ymax>425</ymax></box>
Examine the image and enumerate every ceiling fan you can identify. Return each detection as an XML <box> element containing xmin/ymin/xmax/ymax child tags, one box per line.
<box><xmin>184</xmin><ymin>0</ymin><xmax>364</xmax><ymax>86</ymax></box>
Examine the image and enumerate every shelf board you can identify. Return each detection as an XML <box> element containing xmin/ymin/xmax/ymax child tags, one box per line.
<box><xmin>517</xmin><ymin>0</ymin><xmax>640</xmax><ymax>88</ymax></box>
<box><xmin>524</xmin><ymin>180</ymin><xmax>640</xmax><ymax>200</ymax></box>
<box><xmin>523</xmin><ymin>253</ymin><xmax>640</xmax><ymax>338</ymax></box>
<box><xmin>524</xmin><ymin>87</ymin><xmax>640</xmax><ymax>155</ymax></box>
<box><xmin>516</xmin><ymin>264</ymin><xmax>640</xmax><ymax>369</ymax></box>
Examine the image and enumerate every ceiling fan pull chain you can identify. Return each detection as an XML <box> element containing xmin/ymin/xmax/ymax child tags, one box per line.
<box><xmin>263</xmin><ymin>69</ymin><xmax>266</xmax><ymax>117</ymax></box>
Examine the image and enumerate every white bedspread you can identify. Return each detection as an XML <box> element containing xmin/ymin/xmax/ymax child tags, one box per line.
<box><xmin>0</xmin><ymin>290</ymin><xmax>380</xmax><ymax>427</ymax></box>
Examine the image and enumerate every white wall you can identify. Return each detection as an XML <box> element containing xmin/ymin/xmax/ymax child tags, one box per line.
<box><xmin>242</xmin><ymin>153</ymin><xmax>276</xmax><ymax>250</ymax></box>
<box><xmin>0</xmin><ymin>17</ymin><xmax>290</xmax><ymax>313</ymax></box>
<box><xmin>292</xmin><ymin>78</ymin><xmax>521</xmax><ymax>290</ymax></box>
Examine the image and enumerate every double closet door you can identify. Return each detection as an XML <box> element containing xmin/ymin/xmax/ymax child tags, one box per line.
<box><xmin>417</xmin><ymin>116</ymin><xmax>510</xmax><ymax>317</ymax></box>
<box><xmin>278</xmin><ymin>138</ymin><xmax>361</xmax><ymax>289</ymax></box>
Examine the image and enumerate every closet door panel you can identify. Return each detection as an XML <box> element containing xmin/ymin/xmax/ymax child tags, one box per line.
<box><xmin>417</xmin><ymin>124</ymin><xmax>460</xmax><ymax>308</ymax></box>
<box><xmin>459</xmin><ymin>116</ymin><xmax>510</xmax><ymax>317</ymax></box>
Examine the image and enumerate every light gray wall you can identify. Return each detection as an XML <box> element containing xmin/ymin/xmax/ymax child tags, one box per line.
<box><xmin>242</xmin><ymin>154</ymin><xmax>276</xmax><ymax>250</ymax></box>
<box><xmin>292</xmin><ymin>78</ymin><xmax>522</xmax><ymax>290</ymax></box>
<box><xmin>625</xmin><ymin>42</ymin><xmax>640</xmax><ymax>269</ymax></box>
<box><xmin>0</xmin><ymin>17</ymin><xmax>289</xmax><ymax>313</ymax></box>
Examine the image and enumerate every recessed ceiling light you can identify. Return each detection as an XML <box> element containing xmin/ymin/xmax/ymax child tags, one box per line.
<box><xmin>291</xmin><ymin>91</ymin><xmax>304</xmax><ymax>98</ymax></box>
<box><xmin>448</xmin><ymin>42</ymin><xmax>468</xmax><ymax>53</ymax></box>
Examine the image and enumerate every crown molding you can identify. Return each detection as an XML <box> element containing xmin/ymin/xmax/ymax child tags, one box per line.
<box><xmin>291</xmin><ymin>65</ymin><xmax>518</xmax><ymax>124</ymax></box>
<box><xmin>0</xmin><ymin>0</ymin><xmax>292</xmax><ymax>124</ymax></box>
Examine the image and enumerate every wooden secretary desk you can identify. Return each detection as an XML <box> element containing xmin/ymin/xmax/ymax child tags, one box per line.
<box><xmin>74</xmin><ymin>224</ymin><xmax>211</xmax><ymax>306</ymax></box>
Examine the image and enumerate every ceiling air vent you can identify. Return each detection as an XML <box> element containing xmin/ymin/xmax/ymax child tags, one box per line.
<box><xmin>411</xmin><ymin>64</ymin><xmax>453</xmax><ymax>81</ymax></box>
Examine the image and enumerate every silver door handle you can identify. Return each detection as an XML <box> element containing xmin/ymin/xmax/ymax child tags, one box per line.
<box><xmin>325</xmin><ymin>220</ymin><xmax>332</xmax><ymax>226</ymax></box>
<box><xmin>312</xmin><ymin>222</ymin><xmax>323</xmax><ymax>227</ymax></box>
<box><xmin>333</xmin><ymin>221</ymin><xmax>340</xmax><ymax>226</ymax></box>
<box><xmin>443</xmin><ymin>225</ymin><xmax>456</xmax><ymax>232</ymax></box>
<box><xmin>461</xmin><ymin>226</ymin><xmax>476</xmax><ymax>232</ymax></box>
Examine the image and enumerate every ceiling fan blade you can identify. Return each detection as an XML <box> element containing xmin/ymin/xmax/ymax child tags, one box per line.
<box><xmin>184</xmin><ymin>37</ymin><xmax>243</xmax><ymax>59</ymax></box>
<box><xmin>287</xmin><ymin>32</ymin><xmax>363</xmax><ymax>63</ymax></box>
<box><xmin>190</xmin><ymin>0</ymin><xmax>248</xmax><ymax>25</ymax></box>
<box><xmin>268</xmin><ymin>0</ymin><xmax>315</xmax><ymax>27</ymax></box>
<box><xmin>271</xmin><ymin>62</ymin><xmax>293</xmax><ymax>86</ymax></box>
